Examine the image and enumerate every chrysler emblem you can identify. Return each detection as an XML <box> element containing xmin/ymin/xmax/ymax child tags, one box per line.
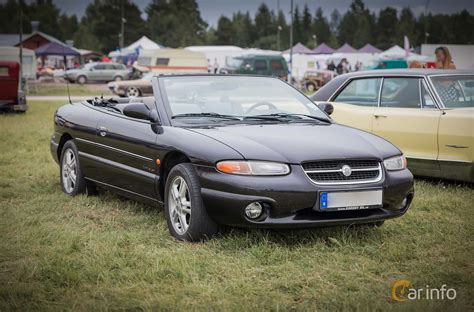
<box><xmin>341</xmin><ymin>165</ymin><xmax>352</xmax><ymax>177</ymax></box>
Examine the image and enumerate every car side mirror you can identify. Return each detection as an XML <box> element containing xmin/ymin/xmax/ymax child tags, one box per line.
<box><xmin>318</xmin><ymin>102</ymin><xmax>334</xmax><ymax>115</ymax></box>
<box><xmin>244</xmin><ymin>64</ymin><xmax>252</xmax><ymax>70</ymax></box>
<box><xmin>123</xmin><ymin>103</ymin><xmax>160</xmax><ymax>123</ymax></box>
<box><xmin>90</xmin><ymin>68</ymin><xmax>94</xmax><ymax>71</ymax></box>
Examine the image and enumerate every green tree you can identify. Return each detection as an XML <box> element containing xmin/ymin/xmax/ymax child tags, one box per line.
<box><xmin>231</xmin><ymin>12</ymin><xmax>252</xmax><ymax>47</ymax></box>
<box><xmin>73</xmin><ymin>22</ymin><xmax>100</xmax><ymax>50</ymax></box>
<box><xmin>58</xmin><ymin>14</ymin><xmax>79</xmax><ymax>42</ymax></box>
<box><xmin>376</xmin><ymin>7</ymin><xmax>399</xmax><ymax>49</ymax></box>
<box><xmin>292</xmin><ymin>5</ymin><xmax>303</xmax><ymax>44</ymax></box>
<box><xmin>254</xmin><ymin>3</ymin><xmax>273</xmax><ymax>38</ymax></box>
<box><xmin>82</xmin><ymin>0</ymin><xmax>145</xmax><ymax>53</ymax></box>
<box><xmin>214</xmin><ymin>16</ymin><xmax>233</xmax><ymax>45</ymax></box>
<box><xmin>276</xmin><ymin>9</ymin><xmax>289</xmax><ymax>50</ymax></box>
<box><xmin>338</xmin><ymin>0</ymin><xmax>373</xmax><ymax>48</ymax></box>
<box><xmin>146</xmin><ymin>0</ymin><xmax>207</xmax><ymax>48</ymax></box>
<box><xmin>302</xmin><ymin>5</ymin><xmax>312</xmax><ymax>46</ymax></box>
<box><xmin>397</xmin><ymin>8</ymin><xmax>416</xmax><ymax>46</ymax></box>
<box><xmin>312</xmin><ymin>8</ymin><xmax>331</xmax><ymax>47</ymax></box>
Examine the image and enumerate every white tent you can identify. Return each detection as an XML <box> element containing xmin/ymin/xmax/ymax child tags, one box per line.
<box><xmin>109</xmin><ymin>36</ymin><xmax>162</xmax><ymax>58</ymax></box>
<box><xmin>379</xmin><ymin>45</ymin><xmax>406</xmax><ymax>59</ymax></box>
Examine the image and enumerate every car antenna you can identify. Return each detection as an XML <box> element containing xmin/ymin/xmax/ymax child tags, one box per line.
<box><xmin>60</xmin><ymin>42</ymin><xmax>72</xmax><ymax>104</ymax></box>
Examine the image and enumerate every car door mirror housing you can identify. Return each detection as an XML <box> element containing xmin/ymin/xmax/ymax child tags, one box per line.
<box><xmin>318</xmin><ymin>102</ymin><xmax>334</xmax><ymax>115</ymax></box>
<box><xmin>123</xmin><ymin>103</ymin><xmax>160</xmax><ymax>123</ymax></box>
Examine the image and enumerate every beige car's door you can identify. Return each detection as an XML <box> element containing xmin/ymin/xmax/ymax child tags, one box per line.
<box><xmin>331</xmin><ymin>77</ymin><xmax>382</xmax><ymax>132</ymax></box>
<box><xmin>372</xmin><ymin>77</ymin><xmax>442</xmax><ymax>170</ymax></box>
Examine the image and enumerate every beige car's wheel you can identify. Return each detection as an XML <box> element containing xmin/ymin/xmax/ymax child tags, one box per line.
<box><xmin>126</xmin><ymin>87</ymin><xmax>141</xmax><ymax>98</ymax></box>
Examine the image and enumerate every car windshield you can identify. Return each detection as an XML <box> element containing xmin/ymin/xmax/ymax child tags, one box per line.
<box><xmin>162</xmin><ymin>76</ymin><xmax>329</xmax><ymax>124</ymax></box>
<box><xmin>227</xmin><ymin>58</ymin><xmax>243</xmax><ymax>68</ymax></box>
<box><xmin>431</xmin><ymin>75</ymin><xmax>474</xmax><ymax>108</ymax></box>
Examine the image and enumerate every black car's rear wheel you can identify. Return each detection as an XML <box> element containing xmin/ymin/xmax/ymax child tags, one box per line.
<box><xmin>164</xmin><ymin>163</ymin><xmax>218</xmax><ymax>241</ymax></box>
<box><xmin>60</xmin><ymin>140</ymin><xmax>94</xmax><ymax>196</ymax></box>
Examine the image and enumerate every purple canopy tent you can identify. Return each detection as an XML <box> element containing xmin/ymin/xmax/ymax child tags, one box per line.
<box><xmin>312</xmin><ymin>43</ymin><xmax>335</xmax><ymax>54</ymax></box>
<box><xmin>35</xmin><ymin>42</ymin><xmax>80</xmax><ymax>68</ymax></box>
<box><xmin>35</xmin><ymin>42</ymin><xmax>80</xmax><ymax>56</ymax></box>
<box><xmin>283</xmin><ymin>42</ymin><xmax>313</xmax><ymax>54</ymax></box>
<box><xmin>358</xmin><ymin>43</ymin><xmax>382</xmax><ymax>53</ymax></box>
<box><xmin>335</xmin><ymin>43</ymin><xmax>358</xmax><ymax>53</ymax></box>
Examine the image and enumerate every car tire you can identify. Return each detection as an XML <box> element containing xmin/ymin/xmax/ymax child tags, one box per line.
<box><xmin>114</xmin><ymin>76</ymin><xmax>123</xmax><ymax>82</ymax></box>
<box><xmin>306</xmin><ymin>82</ymin><xmax>316</xmax><ymax>92</ymax></box>
<box><xmin>126</xmin><ymin>86</ymin><xmax>141</xmax><ymax>98</ymax></box>
<box><xmin>60</xmin><ymin>140</ymin><xmax>95</xmax><ymax>196</ymax></box>
<box><xmin>77</xmin><ymin>76</ymin><xmax>87</xmax><ymax>85</ymax></box>
<box><xmin>164</xmin><ymin>163</ymin><xmax>218</xmax><ymax>242</ymax></box>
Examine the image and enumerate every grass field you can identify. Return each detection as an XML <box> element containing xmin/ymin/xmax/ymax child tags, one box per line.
<box><xmin>0</xmin><ymin>101</ymin><xmax>473</xmax><ymax>310</ymax></box>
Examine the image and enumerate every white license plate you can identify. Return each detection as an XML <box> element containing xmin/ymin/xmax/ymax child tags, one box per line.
<box><xmin>319</xmin><ymin>190</ymin><xmax>383</xmax><ymax>211</ymax></box>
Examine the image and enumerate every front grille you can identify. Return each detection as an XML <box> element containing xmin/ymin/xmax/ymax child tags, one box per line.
<box><xmin>302</xmin><ymin>159</ymin><xmax>382</xmax><ymax>184</ymax></box>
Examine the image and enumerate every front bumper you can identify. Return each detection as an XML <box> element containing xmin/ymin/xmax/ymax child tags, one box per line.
<box><xmin>196</xmin><ymin>164</ymin><xmax>414</xmax><ymax>228</ymax></box>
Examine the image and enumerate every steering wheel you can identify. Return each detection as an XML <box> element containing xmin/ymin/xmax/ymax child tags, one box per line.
<box><xmin>244</xmin><ymin>102</ymin><xmax>278</xmax><ymax>115</ymax></box>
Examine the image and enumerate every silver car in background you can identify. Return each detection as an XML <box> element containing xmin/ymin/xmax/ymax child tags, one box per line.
<box><xmin>65</xmin><ymin>62</ymin><xmax>131</xmax><ymax>84</ymax></box>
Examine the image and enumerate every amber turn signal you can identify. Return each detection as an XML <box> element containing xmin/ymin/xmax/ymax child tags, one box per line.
<box><xmin>216</xmin><ymin>161</ymin><xmax>251</xmax><ymax>175</ymax></box>
<box><xmin>155</xmin><ymin>159</ymin><xmax>161</xmax><ymax>166</ymax></box>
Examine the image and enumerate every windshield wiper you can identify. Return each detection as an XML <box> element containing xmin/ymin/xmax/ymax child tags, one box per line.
<box><xmin>245</xmin><ymin>113</ymin><xmax>331</xmax><ymax>123</ymax></box>
<box><xmin>171</xmin><ymin>112</ymin><xmax>241</xmax><ymax>120</ymax></box>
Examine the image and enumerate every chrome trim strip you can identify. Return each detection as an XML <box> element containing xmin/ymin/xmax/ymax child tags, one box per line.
<box><xmin>445</xmin><ymin>144</ymin><xmax>469</xmax><ymax>149</ymax></box>
<box><xmin>377</xmin><ymin>77</ymin><xmax>383</xmax><ymax>107</ymax></box>
<box><xmin>78</xmin><ymin>151</ymin><xmax>156</xmax><ymax>179</ymax></box>
<box><xmin>76</xmin><ymin>137</ymin><xmax>153</xmax><ymax>162</ymax></box>
<box><xmin>304</xmin><ymin>167</ymin><xmax>380</xmax><ymax>174</ymax></box>
<box><xmin>302</xmin><ymin>163</ymin><xmax>383</xmax><ymax>185</ymax></box>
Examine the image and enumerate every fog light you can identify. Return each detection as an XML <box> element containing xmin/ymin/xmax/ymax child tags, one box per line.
<box><xmin>398</xmin><ymin>197</ymin><xmax>408</xmax><ymax>210</ymax></box>
<box><xmin>245</xmin><ymin>202</ymin><xmax>263</xmax><ymax>219</ymax></box>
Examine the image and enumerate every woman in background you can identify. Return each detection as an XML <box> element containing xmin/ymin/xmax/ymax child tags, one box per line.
<box><xmin>435</xmin><ymin>46</ymin><xmax>456</xmax><ymax>69</ymax></box>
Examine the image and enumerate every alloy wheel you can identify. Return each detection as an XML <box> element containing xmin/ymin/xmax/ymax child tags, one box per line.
<box><xmin>168</xmin><ymin>176</ymin><xmax>191</xmax><ymax>235</ymax></box>
<box><xmin>62</xmin><ymin>148</ymin><xmax>77</xmax><ymax>193</ymax></box>
<box><xmin>126</xmin><ymin>87</ymin><xmax>140</xmax><ymax>97</ymax></box>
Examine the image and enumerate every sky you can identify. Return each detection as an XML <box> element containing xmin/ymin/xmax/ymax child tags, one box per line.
<box><xmin>7</xmin><ymin>0</ymin><xmax>474</xmax><ymax>26</ymax></box>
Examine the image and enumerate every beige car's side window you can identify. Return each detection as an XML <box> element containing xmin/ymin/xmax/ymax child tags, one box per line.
<box><xmin>421</xmin><ymin>81</ymin><xmax>437</xmax><ymax>108</ymax></box>
<box><xmin>334</xmin><ymin>78</ymin><xmax>382</xmax><ymax>107</ymax></box>
<box><xmin>380</xmin><ymin>77</ymin><xmax>421</xmax><ymax>109</ymax></box>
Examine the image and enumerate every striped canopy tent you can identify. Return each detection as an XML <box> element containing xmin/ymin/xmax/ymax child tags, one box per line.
<box><xmin>283</xmin><ymin>42</ymin><xmax>313</xmax><ymax>54</ymax></box>
<box><xmin>335</xmin><ymin>43</ymin><xmax>358</xmax><ymax>53</ymax></box>
<box><xmin>312</xmin><ymin>43</ymin><xmax>335</xmax><ymax>54</ymax></box>
<box><xmin>358</xmin><ymin>43</ymin><xmax>382</xmax><ymax>53</ymax></box>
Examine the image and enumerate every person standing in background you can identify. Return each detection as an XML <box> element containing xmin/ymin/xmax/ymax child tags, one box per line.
<box><xmin>327</xmin><ymin>60</ymin><xmax>336</xmax><ymax>72</ymax></box>
<box><xmin>212</xmin><ymin>58</ymin><xmax>219</xmax><ymax>74</ymax></box>
<box><xmin>434</xmin><ymin>47</ymin><xmax>456</xmax><ymax>69</ymax></box>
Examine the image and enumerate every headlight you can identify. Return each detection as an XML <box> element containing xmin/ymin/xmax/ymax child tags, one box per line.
<box><xmin>216</xmin><ymin>160</ymin><xmax>290</xmax><ymax>176</ymax></box>
<box><xmin>383</xmin><ymin>155</ymin><xmax>407</xmax><ymax>171</ymax></box>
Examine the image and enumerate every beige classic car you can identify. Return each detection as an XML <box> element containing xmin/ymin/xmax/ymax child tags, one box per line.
<box><xmin>107</xmin><ymin>72</ymin><xmax>154</xmax><ymax>97</ymax></box>
<box><xmin>311</xmin><ymin>70</ymin><xmax>473</xmax><ymax>182</ymax></box>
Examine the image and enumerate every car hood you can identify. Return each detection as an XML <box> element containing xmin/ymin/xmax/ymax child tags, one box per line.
<box><xmin>189</xmin><ymin>123</ymin><xmax>401</xmax><ymax>164</ymax></box>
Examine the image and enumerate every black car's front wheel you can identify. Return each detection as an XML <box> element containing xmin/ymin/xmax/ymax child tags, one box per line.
<box><xmin>164</xmin><ymin>163</ymin><xmax>218</xmax><ymax>242</ymax></box>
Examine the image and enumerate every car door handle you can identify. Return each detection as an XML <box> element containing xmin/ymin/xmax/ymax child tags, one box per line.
<box><xmin>374</xmin><ymin>114</ymin><xmax>387</xmax><ymax>118</ymax></box>
<box><xmin>98</xmin><ymin>126</ymin><xmax>108</xmax><ymax>137</ymax></box>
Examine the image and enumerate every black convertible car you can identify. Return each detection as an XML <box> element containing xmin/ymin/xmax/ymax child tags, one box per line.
<box><xmin>50</xmin><ymin>75</ymin><xmax>414</xmax><ymax>241</ymax></box>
